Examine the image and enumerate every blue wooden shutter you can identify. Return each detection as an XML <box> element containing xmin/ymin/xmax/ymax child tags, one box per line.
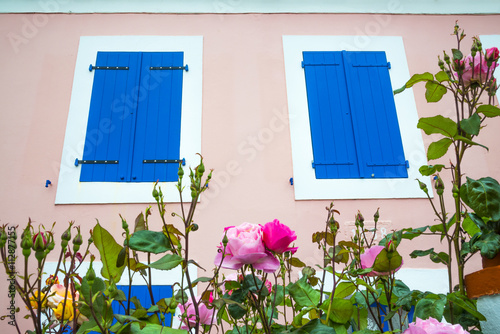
<box><xmin>303</xmin><ymin>51</ymin><xmax>359</xmax><ymax>179</ymax></box>
<box><xmin>303</xmin><ymin>51</ymin><xmax>408</xmax><ymax>179</ymax></box>
<box><xmin>113</xmin><ymin>285</ymin><xmax>173</xmax><ymax>326</ymax></box>
<box><xmin>343</xmin><ymin>51</ymin><xmax>408</xmax><ymax>178</ymax></box>
<box><xmin>131</xmin><ymin>52</ymin><xmax>184</xmax><ymax>182</ymax></box>
<box><xmin>80</xmin><ymin>52</ymin><xmax>141</xmax><ymax>182</ymax></box>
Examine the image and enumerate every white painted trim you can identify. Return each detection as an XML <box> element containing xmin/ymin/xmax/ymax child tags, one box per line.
<box><xmin>319</xmin><ymin>268</ymin><xmax>449</xmax><ymax>294</ymax></box>
<box><xmin>2</xmin><ymin>0</ymin><xmax>500</xmax><ymax>14</ymax></box>
<box><xmin>283</xmin><ymin>35</ymin><xmax>432</xmax><ymax>200</ymax></box>
<box><xmin>479</xmin><ymin>35</ymin><xmax>500</xmax><ymax>104</ymax></box>
<box><xmin>55</xmin><ymin>36</ymin><xmax>203</xmax><ymax>204</ymax></box>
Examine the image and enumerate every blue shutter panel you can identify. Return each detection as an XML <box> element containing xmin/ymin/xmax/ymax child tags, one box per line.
<box><xmin>80</xmin><ymin>52</ymin><xmax>141</xmax><ymax>182</ymax></box>
<box><xmin>132</xmin><ymin>52</ymin><xmax>184</xmax><ymax>182</ymax></box>
<box><xmin>303</xmin><ymin>51</ymin><xmax>408</xmax><ymax>180</ymax></box>
<box><xmin>303</xmin><ymin>51</ymin><xmax>359</xmax><ymax>179</ymax></box>
<box><xmin>113</xmin><ymin>285</ymin><xmax>173</xmax><ymax>326</ymax></box>
<box><xmin>343</xmin><ymin>51</ymin><xmax>408</xmax><ymax>178</ymax></box>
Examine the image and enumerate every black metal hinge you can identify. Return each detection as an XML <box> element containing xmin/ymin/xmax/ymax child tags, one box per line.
<box><xmin>150</xmin><ymin>65</ymin><xmax>189</xmax><ymax>72</ymax></box>
<box><xmin>143</xmin><ymin>158</ymin><xmax>186</xmax><ymax>166</ymax></box>
<box><xmin>74</xmin><ymin>159</ymin><xmax>119</xmax><ymax>166</ymax></box>
<box><xmin>88</xmin><ymin>65</ymin><xmax>129</xmax><ymax>71</ymax></box>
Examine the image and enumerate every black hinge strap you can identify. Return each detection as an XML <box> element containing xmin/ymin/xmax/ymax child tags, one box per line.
<box><xmin>89</xmin><ymin>65</ymin><xmax>129</xmax><ymax>71</ymax></box>
<box><xmin>74</xmin><ymin>159</ymin><xmax>118</xmax><ymax>166</ymax></box>
<box><xmin>150</xmin><ymin>65</ymin><xmax>189</xmax><ymax>72</ymax></box>
<box><xmin>143</xmin><ymin>158</ymin><xmax>186</xmax><ymax>166</ymax></box>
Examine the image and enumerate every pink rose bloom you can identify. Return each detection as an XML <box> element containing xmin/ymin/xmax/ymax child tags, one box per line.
<box><xmin>178</xmin><ymin>295</ymin><xmax>214</xmax><ymax>330</ymax></box>
<box><xmin>214</xmin><ymin>223</ymin><xmax>280</xmax><ymax>273</ymax></box>
<box><xmin>486</xmin><ymin>47</ymin><xmax>500</xmax><ymax>62</ymax></box>
<box><xmin>360</xmin><ymin>245</ymin><xmax>402</xmax><ymax>277</ymax></box>
<box><xmin>261</xmin><ymin>219</ymin><xmax>298</xmax><ymax>254</ymax></box>
<box><xmin>404</xmin><ymin>317</ymin><xmax>469</xmax><ymax>334</ymax></box>
<box><xmin>459</xmin><ymin>52</ymin><xmax>498</xmax><ymax>86</ymax></box>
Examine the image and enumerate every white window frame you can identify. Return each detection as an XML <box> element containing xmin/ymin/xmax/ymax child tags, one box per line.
<box><xmin>283</xmin><ymin>35</ymin><xmax>431</xmax><ymax>200</ymax></box>
<box><xmin>56</xmin><ymin>36</ymin><xmax>203</xmax><ymax>204</ymax></box>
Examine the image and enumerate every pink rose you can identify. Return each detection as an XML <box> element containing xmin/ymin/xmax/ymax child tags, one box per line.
<box><xmin>404</xmin><ymin>317</ymin><xmax>469</xmax><ymax>334</ymax></box>
<box><xmin>178</xmin><ymin>295</ymin><xmax>214</xmax><ymax>330</ymax></box>
<box><xmin>261</xmin><ymin>219</ymin><xmax>298</xmax><ymax>254</ymax></box>
<box><xmin>214</xmin><ymin>223</ymin><xmax>280</xmax><ymax>273</ymax></box>
<box><xmin>458</xmin><ymin>53</ymin><xmax>498</xmax><ymax>86</ymax></box>
<box><xmin>360</xmin><ymin>245</ymin><xmax>402</xmax><ymax>277</ymax></box>
<box><xmin>486</xmin><ymin>47</ymin><xmax>500</xmax><ymax>62</ymax></box>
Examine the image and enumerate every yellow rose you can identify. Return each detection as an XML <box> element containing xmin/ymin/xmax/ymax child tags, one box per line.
<box><xmin>26</xmin><ymin>291</ymin><xmax>46</xmax><ymax>310</ymax></box>
<box><xmin>47</xmin><ymin>284</ymin><xmax>79</xmax><ymax>309</ymax></box>
<box><xmin>53</xmin><ymin>302</ymin><xmax>74</xmax><ymax>322</ymax></box>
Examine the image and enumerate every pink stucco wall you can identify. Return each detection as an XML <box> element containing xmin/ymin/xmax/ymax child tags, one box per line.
<box><xmin>0</xmin><ymin>12</ymin><xmax>500</xmax><ymax>328</ymax></box>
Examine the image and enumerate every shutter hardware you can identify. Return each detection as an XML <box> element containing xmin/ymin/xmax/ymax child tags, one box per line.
<box><xmin>150</xmin><ymin>65</ymin><xmax>189</xmax><ymax>72</ymax></box>
<box><xmin>143</xmin><ymin>158</ymin><xmax>186</xmax><ymax>166</ymax></box>
<box><xmin>74</xmin><ymin>159</ymin><xmax>119</xmax><ymax>166</ymax></box>
<box><xmin>367</xmin><ymin>160</ymin><xmax>409</xmax><ymax>168</ymax></box>
<box><xmin>312</xmin><ymin>161</ymin><xmax>354</xmax><ymax>168</ymax></box>
<box><xmin>89</xmin><ymin>65</ymin><xmax>129</xmax><ymax>71</ymax></box>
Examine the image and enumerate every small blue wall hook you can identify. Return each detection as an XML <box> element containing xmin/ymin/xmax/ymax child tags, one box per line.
<box><xmin>45</xmin><ymin>180</ymin><xmax>52</xmax><ymax>187</ymax></box>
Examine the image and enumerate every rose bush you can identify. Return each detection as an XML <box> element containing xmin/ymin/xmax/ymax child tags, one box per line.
<box><xmin>214</xmin><ymin>223</ymin><xmax>280</xmax><ymax>273</ymax></box>
<box><xmin>404</xmin><ymin>317</ymin><xmax>469</xmax><ymax>334</ymax></box>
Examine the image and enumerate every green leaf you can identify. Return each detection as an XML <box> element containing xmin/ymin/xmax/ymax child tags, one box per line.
<box><xmin>148</xmin><ymin>253</ymin><xmax>184</xmax><ymax>271</ymax></box>
<box><xmin>372</xmin><ymin>248</ymin><xmax>402</xmax><ymax>273</ymax></box>
<box><xmin>321</xmin><ymin>298</ymin><xmax>353</xmax><ymax>324</ymax></box>
<box><xmin>415</xmin><ymin>297</ymin><xmax>445</xmax><ymax>321</ymax></box>
<box><xmin>430</xmin><ymin>252</ymin><xmax>450</xmax><ymax>265</ymax></box>
<box><xmin>418</xmin><ymin>115</ymin><xmax>457</xmax><ymax>137</ymax></box>
<box><xmin>460</xmin><ymin>113</ymin><xmax>481</xmax><ymax>136</ymax></box>
<box><xmin>472</xmin><ymin>231</ymin><xmax>500</xmax><ymax>259</ymax></box>
<box><xmin>477</xmin><ymin>104</ymin><xmax>500</xmax><ymax>118</ymax></box>
<box><xmin>419</xmin><ymin>164</ymin><xmax>445</xmax><ymax>176</ymax></box>
<box><xmin>75</xmin><ymin>319</ymin><xmax>100</xmax><ymax>334</ymax></box>
<box><xmin>454</xmin><ymin>135</ymin><xmax>488</xmax><ymax>151</ymax></box>
<box><xmin>405</xmin><ymin>72</ymin><xmax>434</xmax><ymax>88</ymax></box>
<box><xmin>463</xmin><ymin>214</ymin><xmax>482</xmax><ymax>237</ymax></box>
<box><xmin>191</xmin><ymin>276</ymin><xmax>213</xmax><ymax>287</ymax></box>
<box><xmin>447</xmin><ymin>292</ymin><xmax>486</xmax><ymax>321</ymax></box>
<box><xmin>334</xmin><ymin>282</ymin><xmax>356</xmax><ymax>299</ymax></box>
<box><xmin>452</xmin><ymin>48</ymin><xmax>463</xmax><ymax>60</ymax></box>
<box><xmin>410</xmin><ymin>248</ymin><xmax>435</xmax><ymax>259</ymax></box>
<box><xmin>425</xmin><ymin>81</ymin><xmax>447</xmax><ymax>102</ymax></box>
<box><xmin>290</xmin><ymin>318</ymin><xmax>334</xmax><ymax>334</ymax></box>
<box><xmin>289</xmin><ymin>276</ymin><xmax>321</xmax><ymax>309</ymax></box>
<box><xmin>427</xmin><ymin>138</ymin><xmax>453</xmax><ymax>160</ymax></box>
<box><xmin>461</xmin><ymin>177</ymin><xmax>500</xmax><ymax>221</ymax></box>
<box><xmin>435</xmin><ymin>70</ymin><xmax>451</xmax><ymax>83</ymax></box>
<box><xmin>290</xmin><ymin>257</ymin><xmax>306</xmax><ymax>268</ymax></box>
<box><xmin>129</xmin><ymin>322</ymin><xmax>188</xmax><ymax>334</ymax></box>
<box><xmin>92</xmin><ymin>222</ymin><xmax>125</xmax><ymax>282</ymax></box>
<box><xmin>128</xmin><ymin>230</ymin><xmax>171</xmax><ymax>254</ymax></box>
<box><xmin>134</xmin><ymin>212</ymin><xmax>146</xmax><ymax>232</ymax></box>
